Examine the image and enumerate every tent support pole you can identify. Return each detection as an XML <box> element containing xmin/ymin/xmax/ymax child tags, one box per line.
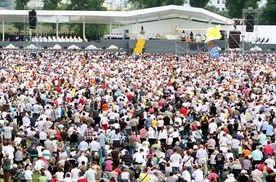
<box><xmin>2</xmin><ymin>19</ymin><xmax>4</xmax><ymax>41</ymax></box>
<box><xmin>109</xmin><ymin>21</ymin><xmax>112</xmax><ymax>40</ymax></box>
<box><xmin>56</xmin><ymin>22</ymin><xmax>59</xmax><ymax>38</ymax></box>
<box><xmin>83</xmin><ymin>18</ymin><xmax>85</xmax><ymax>41</ymax></box>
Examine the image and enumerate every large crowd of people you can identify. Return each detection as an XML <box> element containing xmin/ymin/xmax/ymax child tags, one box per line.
<box><xmin>0</xmin><ymin>50</ymin><xmax>276</xmax><ymax>182</ymax></box>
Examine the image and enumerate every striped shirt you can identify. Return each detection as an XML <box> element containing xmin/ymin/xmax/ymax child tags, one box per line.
<box><xmin>140</xmin><ymin>128</ymin><xmax>148</xmax><ymax>138</ymax></box>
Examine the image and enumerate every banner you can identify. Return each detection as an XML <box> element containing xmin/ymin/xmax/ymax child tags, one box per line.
<box><xmin>205</xmin><ymin>25</ymin><xmax>222</xmax><ymax>59</ymax></box>
<box><xmin>206</xmin><ymin>40</ymin><xmax>220</xmax><ymax>59</ymax></box>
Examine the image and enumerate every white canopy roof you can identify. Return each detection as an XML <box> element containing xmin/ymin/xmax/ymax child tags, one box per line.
<box><xmin>0</xmin><ymin>5</ymin><xmax>232</xmax><ymax>25</ymax></box>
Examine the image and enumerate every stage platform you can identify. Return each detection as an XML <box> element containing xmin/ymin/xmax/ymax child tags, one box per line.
<box><xmin>0</xmin><ymin>40</ymin><xmax>275</xmax><ymax>54</ymax></box>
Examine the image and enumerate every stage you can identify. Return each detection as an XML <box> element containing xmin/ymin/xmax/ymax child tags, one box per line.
<box><xmin>0</xmin><ymin>40</ymin><xmax>275</xmax><ymax>54</ymax></box>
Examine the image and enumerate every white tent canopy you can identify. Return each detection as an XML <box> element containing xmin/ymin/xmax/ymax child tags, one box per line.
<box><xmin>0</xmin><ymin>5</ymin><xmax>232</xmax><ymax>25</ymax></box>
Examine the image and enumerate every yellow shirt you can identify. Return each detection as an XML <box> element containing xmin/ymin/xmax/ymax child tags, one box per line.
<box><xmin>139</xmin><ymin>173</ymin><xmax>151</xmax><ymax>182</ymax></box>
<box><xmin>152</xmin><ymin>120</ymin><xmax>157</xmax><ymax>127</ymax></box>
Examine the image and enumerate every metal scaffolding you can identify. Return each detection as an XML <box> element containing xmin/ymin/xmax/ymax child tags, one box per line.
<box><xmin>241</xmin><ymin>8</ymin><xmax>259</xmax><ymax>53</ymax></box>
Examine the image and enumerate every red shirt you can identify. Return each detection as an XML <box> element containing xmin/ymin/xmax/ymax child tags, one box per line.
<box><xmin>209</xmin><ymin>172</ymin><xmax>218</xmax><ymax>182</ymax></box>
<box><xmin>263</xmin><ymin>144</ymin><xmax>274</xmax><ymax>155</ymax></box>
<box><xmin>180</xmin><ymin>108</ymin><xmax>188</xmax><ymax>116</ymax></box>
<box><xmin>77</xmin><ymin>177</ymin><xmax>88</xmax><ymax>182</ymax></box>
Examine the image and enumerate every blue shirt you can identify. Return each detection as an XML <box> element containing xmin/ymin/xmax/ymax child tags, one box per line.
<box><xmin>251</xmin><ymin>149</ymin><xmax>263</xmax><ymax>160</ymax></box>
<box><xmin>262</xmin><ymin>121</ymin><xmax>269</xmax><ymax>131</ymax></box>
<box><xmin>258</xmin><ymin>133</ymin><xmax>267</xmax><ymax>146</ymax></box>
<box><xmin>266</xmin><ymin>125</ymin><xmax>273</xmax><ymax>136</ymax></box>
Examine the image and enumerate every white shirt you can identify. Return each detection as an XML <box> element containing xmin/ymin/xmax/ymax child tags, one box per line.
<box><xmin>133</xmin><ymin>152</ymin><xmax>144</xmax><ymax>163</ymax></box>
<box><xmin>170</xmin><ymin>153</ymin><xmax>182</xmax><ymax>167</ymax></box>
<box><xmin>77</xmin><ymin>155</ymin><xmax>88</xmax><ymax>167</ymax></box>
<box><xmin>34</xmin><ymin>159</ymin><xmax>45</xmax><ymax>171</ymax></box>
<box><xmin>231</xmin><ymin>139</ymin><xmax>240</xmax><ymax>148</ymax></box>
<box><xmin>56</xmin><ymin>171</ymin><xmax>64</xmax><ymax>182</ymax></box>
<box><xmin>182</xmin><ymin>155</ymin><xmax>194</xmax><ymax>167</ymax></box>
<box><xmin>25</xmin><ymin>170</ymin><xmax>33</xmax><ymax>180</ymax></box>
<box><xmin>79</xmin><ymin>141</ymin><xmax>89</xmax><ymax>151</ymax></box>
<box><xmin>196</xmin><ymin>148</ymin><xmax>208</xmax><ymax>164</ymax></box>
<box><xmin>265</xmin><ymin>158</ymin><xmax>275</xmax><ymax>169</ymax></box>
<box><xmin>182</xmin><ymin>170</ymin><xmax>191</xmax><ymax>182</ymax></box>
<box><xmin>63</xmin><ymin>177</ymin><xmax>73</xmax><ymax>182</ymax></box>
<box><xmin>85</xmin><ymin>168</ymin><xmax>97</xmax><ymax>182</ymax></box>
<box><xmin>71</xmin><ymin>168</ymin><xmax>81</xmax><ymax>181</ymax></box>
<box><xmin>39</xmin><ymin>131</ymin><xmax>47</xmax><ymax>140</ymax></box>
<box><xmin>251</xmin><ymin>169</ymin><xmax>263</xmax><ymax>182</ymax></box>
<box><xmin>193</xmin><ymin>169</ymin><xmax>204</xmax><ymax>182</ymax></box>
<box><xmin>209</xmin><ymin>122</ymin><xmax>217</xmax><ymax>134</ymax></box>
<box><xmin>2</xmin><ymin>145</ymin><xmax>15</xmax><ymax>159</ymax></box>
<box><xmin>89</xmin><ymin>141</ymin><xmax>101</xmax><ymax>152</ymax></box>
<box><xmin>3</xmin><ymin>126</ymin><xmax>13</xmax><ymax>139</ymax></box>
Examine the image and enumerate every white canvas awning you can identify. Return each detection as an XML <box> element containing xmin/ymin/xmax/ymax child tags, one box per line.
<box><xmin>0</xmin><ymin>5</ymin><xmax>232</xmax><ymax>25</ymax></box>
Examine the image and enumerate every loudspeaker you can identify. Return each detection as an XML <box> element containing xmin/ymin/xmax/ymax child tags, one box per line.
<box><xmin>220</xmin><ymin>30</ymin><xmax>225</xmax><ymax>40</ymax></box>
<box><xmin>246</xmin><ymin>14</ymin><xmax>255</xmax><ymax>32</ymax></box>
<box><xmin>229</xmin><ymin>31</ymin><xmax>241</xmax><ymax>49</ymax></box>
<box><xmin>29</xmin><ymin>10</ymin><xmax>37</xmax><ymax>29</ymax></box>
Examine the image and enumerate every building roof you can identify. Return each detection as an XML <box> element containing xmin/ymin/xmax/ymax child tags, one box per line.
<box><xmin>0</xmin><ymin>5</ymin><xmax>232</xmax><ymax>25</ymax></box>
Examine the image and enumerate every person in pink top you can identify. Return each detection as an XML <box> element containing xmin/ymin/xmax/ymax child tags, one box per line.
<box><xmin>208</xmin><ymin>169</ymin><xmax>219</xmax><ymax>182</ymax></box>
<box><xmin>104</xmin><ymin>157</ymin><xmax>113</xmax><ymax>172</ymax></box>
<box><xmin>263</xmin><ymin>141</ymin><xmax>274</xmax><ymax>158</ymax></box>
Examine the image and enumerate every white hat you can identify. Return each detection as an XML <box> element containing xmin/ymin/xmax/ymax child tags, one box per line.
<box><xmin>227</xmin><ymin>173</ymin><xmax>235</xmax><ymax>180</ymax></box>
<box><xmin>175</xmin><ymin>141</ymin><xmax>180</xmax><ymax>145</ymax></box>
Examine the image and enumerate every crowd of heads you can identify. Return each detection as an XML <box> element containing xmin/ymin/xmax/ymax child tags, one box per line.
<box><xmin>0</xmin><ymin>50</ymin><xmax>276</xmax><ymax>182</ymax></box>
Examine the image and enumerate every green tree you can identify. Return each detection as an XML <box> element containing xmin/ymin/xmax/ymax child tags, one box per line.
<box><xmin>42</xmin><ymin>0</ymin><xmax>61</xmax><ymax>10</ymax></box>
<box><xmin>129</xmin><ymin>0</ymin><xmax>182</xmax><ymax>9</ymax></box>
<box><xmin>259</xmin><ymin>0</ymin><xmax>276</xmax><ymax>25</ymax></box>
<box><xmin>206</xmin><ymin>5</ymin><xmax>230</xmax><ymax>18</ymax></box>
<box><xmin>189</xmin><ymin>0</ymin><xmax>209</xmax><ymax>8</ymax></box>
<box><xmin>67</xmin><ymin>0</ymin><xmax>107</xmax><ymax>40</ymax></box>
<box><xmin>225</xmin><ymin>0</ymin><xmax>258</xmax><ymax>18</ymax></box>
<box><xmin>13</xmin><ymin>0</ymin><xmax>30</xmax><ymax>33</ymax></box>
<box><xmin>42</xmin><ymin>0</ymin><xmax>62</xmax><ymax>33</ymax></box>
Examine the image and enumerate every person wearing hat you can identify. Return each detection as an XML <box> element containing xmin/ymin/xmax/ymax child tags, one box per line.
<box><xmin>231</xmin><ymin>159</ymin><xmax>242</xmax><ymax>178</ymax></box>
<box><xmin>225</xmin><ymin>173</ymin><xmax>236</xmax><ymax>182</ymax></box>
<box><xmin>182</xmin><ymin>166</ymin><xmax>191</xmax><ymax>182</ymax></box>
<box><xmin>173</xmin><ymin>141</ymin><xmax>182</xmax><ymax>154</ymax></box>
<box><xmin>237</xmin><ymin>170</ymin><xmax>249</xmax><ymax>182</ymax></box>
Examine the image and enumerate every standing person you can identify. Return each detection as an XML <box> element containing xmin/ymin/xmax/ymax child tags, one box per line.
<box><xmin>2</xmin><ymin>153</ymin><xmax>11</xmax><ymax>182</ymax></box>
<box><xmin>84</xmin><ymin>164</ymin><xmax>97</xmax><ymax>182</ymax></box>
<box><xmin>3</xmin><ymin>122</ymin><xmax>13</xmax><ymax>143</ymax></box>
<box><xmin>77</xmin><ymin>171</ymin><xmax>88</xmax><ymax>182</ymax></box>
<box><xmin>192</xmin><ymin>165</ymin><xmax>204</xmax><ymax>182</ymax></box>
<box><xmin>139</xmin><ymin>168</ymin><xmax>151</xmax><ymax>182</ymax></box>
<box><xmin>252</xmin><ymin>146</ymin><xmax>263</xmax><ymax>167</ymax></box>
<box><xmin>97</xmin><ymin>130</ymin><xmax>107</xmax><ymax>158</ymax></box>
<box><xmin>196</xmin><ymin>145</ymin><xmax>208</xmax><ymax>175</ymax></box>
<box><xmin>251</xmin><ymin>165</ymin><xmax>263</xmax><ymax>182</ymax></box>
<box><xmin>170</xmin><ymin>148</ymin><xmax>182</xmax><ymax>172</ymax></box>
<box><xmin>214</xmin><ymin>150</ymin><xmax>225</xmax><ymax>182</ymax></box>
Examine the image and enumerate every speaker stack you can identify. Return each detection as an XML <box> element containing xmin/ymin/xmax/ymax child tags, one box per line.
<box><xmin>29</xmin><ymin>10</ymin><xmax>37</xmax><ymax>29</ymax></box>
<box><xmin>245</xmin><ymin>14</ymin><xmax>255</xmax><ymax>32</ymax></box>
<box><xmin>229</xmin><ymin>31</ymin><xmax>241</xmax><ymax>49</ymax></box>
